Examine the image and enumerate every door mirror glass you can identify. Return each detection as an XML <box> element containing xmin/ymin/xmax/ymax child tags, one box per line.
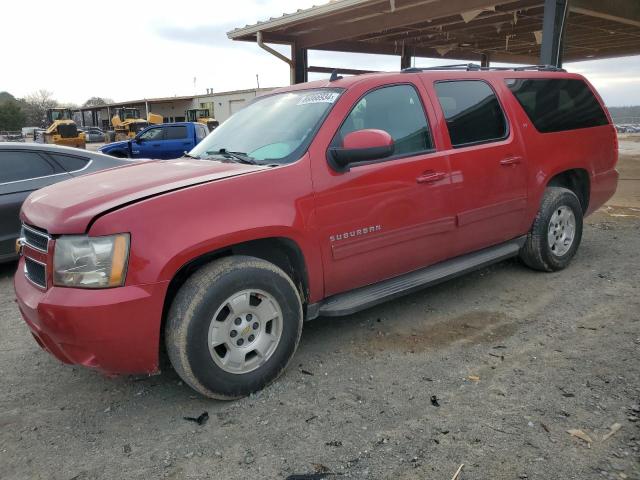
<box><xmin>329</xmin><ymin>129</ymin><xmax>394</xmax><ymax>171</ymax></box>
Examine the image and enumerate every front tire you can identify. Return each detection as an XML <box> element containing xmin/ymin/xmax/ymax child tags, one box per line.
<box><xmin>520</xmin><ymin>187</ymin><xmax>583</xmax><ymax>272</ymax></box>
<box><xmin>165</xmin><ymin>256</ymin><xmax>303</xmax><ymax>400</ymax></box>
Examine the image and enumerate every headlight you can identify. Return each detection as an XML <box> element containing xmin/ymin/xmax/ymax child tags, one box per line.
<box><xmin>53</xmin><ymin>234</ymin><xmax>130</xmax><ymax>288</ymax></box>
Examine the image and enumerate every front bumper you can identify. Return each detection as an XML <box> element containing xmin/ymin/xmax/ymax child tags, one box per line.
<box><xmin>14</xmin><ymin>257</ymin><xmax>168</xmax><ymax>375</ymax></box>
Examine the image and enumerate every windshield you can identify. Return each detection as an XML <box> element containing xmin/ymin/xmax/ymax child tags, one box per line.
<box><xmin>189</xmin><ymin>89</ymin><xmax>342</xmax><ymax>164</ymax></box>
<box><xmin>120</xmin><ymin>109</ymin><xmax>140</xmax><ymax>120</ymax></box>
<box><xmin>50</xmin><ymin>109</ymin><xmax>71</xmax><ymax>121</ymax></box>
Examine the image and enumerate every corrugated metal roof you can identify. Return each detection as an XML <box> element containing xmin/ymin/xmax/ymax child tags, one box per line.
<box><xmin>227</xmin><ymin>0</ymin><xmax>640</xmax><ymax>64</ymax></box>
<box><xmin>227</xmin><ymin>0</ymin><xmax>373</xmax><ymax>39</ymax></box>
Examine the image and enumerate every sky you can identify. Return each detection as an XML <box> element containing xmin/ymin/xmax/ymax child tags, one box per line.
<box><xmin>2</xmin><ymin>0</ymin><xmax>639</xmax><ymax>106</ymax></box>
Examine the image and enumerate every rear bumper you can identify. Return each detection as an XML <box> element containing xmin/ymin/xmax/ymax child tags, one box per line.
<box><xmin>588</xmin><ymin>168</ymin><xmax>619</xmax><ymax>215</ymax></box>
<box><xmin>14</xmin><ymin>257</ymin><xmax>168</xmax><ymax>375</ymax></box>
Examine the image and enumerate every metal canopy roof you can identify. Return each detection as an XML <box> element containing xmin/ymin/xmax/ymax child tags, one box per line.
<box><xmin>228</xmin><ymin>0</ymin><xmax>640</xmax><ymax>64</ymax></box>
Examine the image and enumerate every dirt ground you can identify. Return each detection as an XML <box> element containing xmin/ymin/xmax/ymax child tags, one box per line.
<box><xmin>1</xmin><ymin>142</ymin><xmax>639</xmax><ymax>480</ymax></box>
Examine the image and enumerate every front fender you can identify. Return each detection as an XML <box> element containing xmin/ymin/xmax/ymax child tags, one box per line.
<box><xmin>88</xmin><ymin>157</ymin><xmax>325</xmax><ymax>302</ymax></box>
<box><xmin>157</xmin><ymin>226</ymin><xmax>315</xmax><ymax>289</ymax></box>
<box><xmin>99</xmin><ymin>140</ymin><xmax>129</xmax><ymax>154</ymax></box>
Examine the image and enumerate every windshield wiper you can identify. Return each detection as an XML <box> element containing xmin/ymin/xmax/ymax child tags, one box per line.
<box><xmin>206</xmin><ymin>148</ymin><xmax>258</xmax><ymax>165</ymax></box>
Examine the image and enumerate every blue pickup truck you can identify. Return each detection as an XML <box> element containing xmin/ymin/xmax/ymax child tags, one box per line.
<box><xmin>99</xmin><ymin>122</ymin><xmax>208</xmax><ymax>159</ymax></box>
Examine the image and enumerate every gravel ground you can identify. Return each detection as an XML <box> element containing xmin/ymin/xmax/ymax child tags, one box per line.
<box><xmin>1</xmin><ymin>149</ymin><xmax>639</xmax><ymax>480</ymax></box>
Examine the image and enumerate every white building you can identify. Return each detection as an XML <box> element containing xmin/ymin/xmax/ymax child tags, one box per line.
<box><xmin>78</xmin><ymin>87</ymin><xmax>277</xmax><ymax>129</ymax></box>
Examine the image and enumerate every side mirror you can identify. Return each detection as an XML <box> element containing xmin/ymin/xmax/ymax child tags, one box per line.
<box><xmin>328</xmin><ymin>129</ymin><xmax>394</xmax><ymax>171</ymax></box>
<box><xmin>135</xmin><ymin>137</ymin><xmax>144</xmax><ymax>143</ymax></box>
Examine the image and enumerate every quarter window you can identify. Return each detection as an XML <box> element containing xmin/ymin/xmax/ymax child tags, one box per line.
<box><xmin>0</xmin><ymin>151</ymin><xmax>55</xmax><ymax>183</ymax></box>
<box><xmin>49</xmin><ymin>153</ymin><xmax>89</xmax><ymax>172</ymax></box>
<box><xmin>336</xmin><ymin>84</ymin><xmax>432</xmax><ymax>156</ymax></box>
<box><xmin>435</xmin><ymin>80</ymin><xmax>507</xmax><ymax>147</ymax></box>
<box><xmin>505</xmin><ymin>78</ymin><xmax>609</xmax><ymax>133</ymax></box>
<box><xmin>165</xmin><ymin>126</ymin><xmax>188</xmax><ymax>140</ymax></box>
<box><xmin>195</xmin><ymin>125</ymin><xmax>207</xmax><ymax>141</ymax></box>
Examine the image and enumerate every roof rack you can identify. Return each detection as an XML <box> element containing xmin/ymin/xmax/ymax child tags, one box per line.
<box><xmin>402</xmin><ymin>63</ymin><xmax>565</xmax><ymax>73</ymax></box>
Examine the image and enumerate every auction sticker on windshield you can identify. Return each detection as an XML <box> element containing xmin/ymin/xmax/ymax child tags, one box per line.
<box><xmin>297</xmin><ymin>92</ymin><xmax>340</xmax><ymax>105</ymax></box>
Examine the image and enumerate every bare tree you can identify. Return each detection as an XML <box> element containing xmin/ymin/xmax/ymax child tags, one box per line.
<box><xmin>22</xmin><ymin>89</ymin><xmax>58</xmax><ymax>127</ymax></box>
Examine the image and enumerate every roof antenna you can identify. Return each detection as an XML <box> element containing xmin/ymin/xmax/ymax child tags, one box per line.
<box><xmin>329</xmin><ymin>69</ymin><xmax>343</xmax><ymax>82</ymax></box>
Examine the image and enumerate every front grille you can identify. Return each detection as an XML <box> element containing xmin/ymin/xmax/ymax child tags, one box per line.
<box><xmin>22</xmin><ymin>224</ymin><xmax>50</xmax><ymax>252</ymax></box>
<box><xmin>25</xmin><ymin>257</ymin><xmax>47</xmax><ymax>289</ymax></box>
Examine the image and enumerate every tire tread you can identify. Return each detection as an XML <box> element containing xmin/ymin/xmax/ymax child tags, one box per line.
<box><xmin>520</xmin><ymin>187</ymin><xmax>583</xmax><ymax>272</ymax></box>
<box><xmin>165</xmin><ymin>256</ymin><xmax>302</xmax><ymax>400</ymax></box>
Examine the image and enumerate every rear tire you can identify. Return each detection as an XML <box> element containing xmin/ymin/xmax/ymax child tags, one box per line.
<box><xmin>165</xmin><ymin>256</ymin><xmax>303</xmax><ymax>400</ymax></box>
<box><xmin>520</xmin><ymin>187</ymin><xmax>583</xmax><ymax>272</ymax></box>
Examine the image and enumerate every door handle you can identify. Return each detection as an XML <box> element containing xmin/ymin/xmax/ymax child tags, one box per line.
<box><xmin>416</xmin><ymin>171</ymin><xmax>446</xmax><ymax>184</ymax></box>
<box><xmin>500</xmin><ymin>156</ymin><xmax>522</xmax><ymax>166</ymax></box>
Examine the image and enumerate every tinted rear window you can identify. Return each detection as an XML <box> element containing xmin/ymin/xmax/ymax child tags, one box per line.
<box><xmin>165</xmin><ymin>126</ymin><xmax>187</xmax><ymax>140</ymax></box>
<box><xmin>505</xmin><ymin>78</ymin><xmax>609</xmax><ymax>133</ymax></box>
<box><xmin>434</xmin><ymin>80</ymin><xmax>507</xmax><ymax>147</ymax></box>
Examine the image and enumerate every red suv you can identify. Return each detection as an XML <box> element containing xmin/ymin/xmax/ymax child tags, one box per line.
<box><xmin>14</xmin><ymin>66</ymin><xmax>618</xmax><ymax>399</ymax></box>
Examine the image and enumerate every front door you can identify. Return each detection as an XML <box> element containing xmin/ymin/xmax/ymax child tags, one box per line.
<box><xmin>135</xmin><ymin>126</ymin><xmax>164</xmax><ymax>159</ymax></box>
<box><xmin>426</xmin><ymin>78</ymin><xmax>528</xmax><ymax>256</ymax></box>
<box><xmin>310</xmin><ymin>81</ymin><xmax>456</xmax><ymax>297</ymax></box>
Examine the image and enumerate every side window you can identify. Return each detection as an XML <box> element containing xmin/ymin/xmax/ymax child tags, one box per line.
<box><xmin>165</xmin><ymin>126</ymin><xmax>188</xmax><ymax>140</ymax></box>
<box><xmin>139</xmin><ymin>127</ymin><xmax>163</xmax><ymax>140</ymax></box>
<box><xmin>0</xmin><ymin>151</ymin><xmax>55</xmax><ymax>183</ymax></box>
<box><xmin>49</xmin><ymin>153</ymin><xmax>89</xmax><ymax>172</ymax></box>
<box><xmin>195</xmin><ymin>125</ymin><xmax>207</xmax><ymax>141</ymax></box>
<box><xmin>505</xmin><ymin>78</ymin><xmax>609</xmax><ymax>133</ymax></box>
<box><xmin>435</xmin><ymin>80</ymin><xmax>507</xmax><ymax>147</ymax></box>
<box><xmin>336</xmin><ymin>84</ymin><xmax>432</xmax><ymax>156</ymax></box>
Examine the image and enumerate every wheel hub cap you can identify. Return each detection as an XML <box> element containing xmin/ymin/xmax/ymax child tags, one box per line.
<box><xmin>547</xmin><ymin>206</ymin><xmax>576</xmax><ymax>256</ymax></box>
<box><xmin>208</xmin><ymin>289</ymin><xmax>283</xmax><ymax>374</ymax></box>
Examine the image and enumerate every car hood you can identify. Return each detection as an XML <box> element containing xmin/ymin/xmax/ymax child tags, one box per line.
<box><xmin>21</xmin><ymin>158</ymin><xmax>266</xmax><ymax>234</ymax></box>
<box><xmin>99</xmin><ymin>140</ymin><xmax>127</xmax><ymax>151</ymax></box>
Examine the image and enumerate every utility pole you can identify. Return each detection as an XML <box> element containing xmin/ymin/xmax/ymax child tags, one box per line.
<box><xmin>256</xmin><ymin>74</ymin><xmax>260</xmax><ymax>89</ymax></box>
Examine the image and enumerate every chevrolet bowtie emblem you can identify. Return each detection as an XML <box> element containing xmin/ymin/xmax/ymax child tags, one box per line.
<box><xmin>15</xmin><ymin>237</ymin><xmax>25</xmax><ymax>256</ymax></box>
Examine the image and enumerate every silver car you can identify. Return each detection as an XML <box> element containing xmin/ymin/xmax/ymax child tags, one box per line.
<box><xmin>0</xmin><ymin>143</ymin><xmax>133</xmax><ymax>262</ymax></box>
<box><xmin>83</xmin><ymin>127</ymin><xmax>106</xmax><ymax>143</ymax></box>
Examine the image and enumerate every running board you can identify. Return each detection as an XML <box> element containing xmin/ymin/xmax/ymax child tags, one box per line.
<box><xmin>308</xmin><ymin>236</ymin><xmax>526</xmax><ymax>319</ymax></box>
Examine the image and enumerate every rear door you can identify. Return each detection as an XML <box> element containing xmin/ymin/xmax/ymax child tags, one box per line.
<box><xmin>163</xmin><ymin>125</ymin><xmax>191</xmax><ymax>159</ymax></box>
<box><xmin>425</xmin><ymin>78</ymin><xmax>528</xmax><ymax>256</ymax></box>
<box><xmin>0</xmin><ymin>150</ymin><xmax>71</xmax><ymax>260</ymax></box>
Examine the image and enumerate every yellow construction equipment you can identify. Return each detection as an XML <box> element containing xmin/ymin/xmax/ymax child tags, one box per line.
<box><xmin>111</xmin><ymin>108</ymin><xmax>163</xmax><ymax>141</ymax></box>
<box><xmin>41</xmin><ymin>108</ymin><xmax>86</xmax><ymax>149</ymax></box>
<box><xmin>186</xmin><ymin>109</ymin><xmax>219</xmax><ymax>132</ymax></box>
